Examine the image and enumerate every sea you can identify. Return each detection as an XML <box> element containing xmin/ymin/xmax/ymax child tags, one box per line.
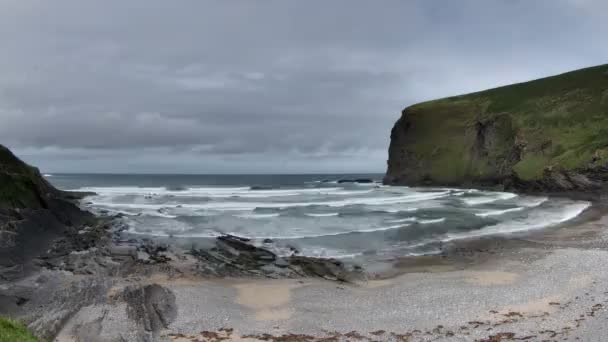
<box><xmin>45</xmin><ymin>173</ymin><xmax>591</xmax><ymax>262</ymax></box>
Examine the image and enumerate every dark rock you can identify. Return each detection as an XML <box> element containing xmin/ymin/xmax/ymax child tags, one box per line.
<box><xmin>354</xmin><ymin>178</ymin><xmax>374</xmax><ymax>183</ymax></box>
<box><xmin>220</xmin><ymin>234</ymin><xmax>251</xmax><ymax>242</ymax></box>
<box><xmin>337</xmin><ymin>179</ymin><xmax>356</xmax><ymax>183</ymax></box>
<box><xmin>139</xmin><ymin>242</ymin><xmax>172</xmax><ymax>264</ymax></box>
<box><xmin>166</xmin><ymin>185</ymin><xmax>187</xmax><ymax>191</ymax></box>
<box><xmin>109</xmin><ymin>245</ymin><xmax>137</xmax><ymax>257</ymax></box>
<box><xmin>190</xmin><ymin>235</ymin><xmax>363</xmax><ymax>281</ymax></box>
<box><xmin>250</xmin><ymin>185</ymin><xmax>273</xmax><ymax>190</ymax></box>
<box><xmin>121</xmin><ymin>284</ymin><xmax>177</xmax><ymax>334</ymax></box>
<box><xmin>263</xmin><ymin>238</ymin><xmax>274</xmax><ymax>244</ymax></box>
<box><xmin>274</xmin><ymin>258</ymin><xmax>289</xmax><ymax>268</ymax></box>
<box><xmin>216</xmin><ymin>235</ymin><xmax>276</xmax><ymax>263</ymax></box>
<box><xmin>287</xmin><ymin>245</ymin><xmax>300</xmax><ymax>255</ymax></box>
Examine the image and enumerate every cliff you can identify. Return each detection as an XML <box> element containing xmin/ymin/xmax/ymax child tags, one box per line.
<box><xmin>385</xmin><ymin>63</ymin><xmax>608</xmax><ymax>192</ymax></box>
<box><xmin>0</xmin><ymin>145</ymin><xmax>93</xmax><ymax>280</ymax></box>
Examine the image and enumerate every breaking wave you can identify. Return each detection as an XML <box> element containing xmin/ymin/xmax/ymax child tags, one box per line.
<box><xmin>65</xmin><ymin>178</ymin><xmax>591</xmax><ymax>260</ymax></box>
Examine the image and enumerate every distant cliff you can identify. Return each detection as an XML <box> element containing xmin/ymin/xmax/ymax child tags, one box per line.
<box><xmin>385</xmin><ymin>64</ymin><xmax>608</xmax><ymax>192</ymax></box>
<box><xmin>0</xmin><ymin>145</ymin><xmax>92</xmax><ymax>280</ymax></box>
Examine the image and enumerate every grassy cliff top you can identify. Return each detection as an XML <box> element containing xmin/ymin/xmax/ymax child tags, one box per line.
<box><xmin>402</xmin><ymin>63</ymin><xmax>608</xmax><ymax>183</ymax></box>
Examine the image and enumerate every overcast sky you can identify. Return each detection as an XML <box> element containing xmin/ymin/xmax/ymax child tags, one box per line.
<box><xmin>1</xmin><ymin>0</ymin><xmax>607</xmax><ymax>174</ymax></box>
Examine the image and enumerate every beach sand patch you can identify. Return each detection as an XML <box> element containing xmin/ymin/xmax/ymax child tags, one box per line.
<box><xmin>360</xmin><ymin>278</ymin><xmax>394</xmax><ymax>289</ymax></box>
<box><xmin>466</xmin><ymin>271</ymin><xmax>519</xmax><ymax>286</ymax></box>
<box><xmin>568</xmin><ymin>274</ymin><xmax>594</xmax><ymax>289</ymax></box>
<box><xmin>498</xmin><ymin>296</ymin><xmax>561</xmax><ymax>316</ymax></box>
<box><xmin>234</xmin><ymin>281</ymin><xmax>302</xmax><ymax>321</ymax></box>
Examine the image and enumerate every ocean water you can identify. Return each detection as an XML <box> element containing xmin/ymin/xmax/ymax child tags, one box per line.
<box><xmin>46</xmin><ymin>173</ymin><xmax>591</xmax><ymax>261</ymax></box>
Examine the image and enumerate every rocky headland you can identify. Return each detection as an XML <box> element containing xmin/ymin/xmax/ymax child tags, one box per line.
<box><xmin>385</xmin><ymin>64</ymin><xmax>608</xmax><ymax>193</ymax></box>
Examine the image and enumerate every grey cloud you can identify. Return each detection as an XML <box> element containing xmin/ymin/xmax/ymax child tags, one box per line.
<box><xmin>1</xmin><ymin>0</ymin><xmax>607</xmax><ymax>173</ymax></box>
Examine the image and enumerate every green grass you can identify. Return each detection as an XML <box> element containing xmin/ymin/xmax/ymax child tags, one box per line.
<box><xmin>0</xmin><ymin>317</ymin><xmax>38</xmax><ymax>342</ymax></box>
<box><xmin>396</xmin><ymin>63</ymin><xmax>608</xmax><ymax>183</ymax></box>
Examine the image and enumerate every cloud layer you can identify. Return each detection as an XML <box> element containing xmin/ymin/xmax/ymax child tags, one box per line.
<box><xmin>1</xmin><ymin>0</ymin><xmax>607</xmax><ymax>173</ymax></box>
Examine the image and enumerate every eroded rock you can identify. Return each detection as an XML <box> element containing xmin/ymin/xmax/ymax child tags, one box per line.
<box><xmin>190</xmin><ymin>235</ymin><xmax>363</xmax><ymax>281</ymax></box>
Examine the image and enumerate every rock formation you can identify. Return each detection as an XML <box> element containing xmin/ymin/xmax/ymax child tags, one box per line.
<box><xmin>385</xmin><ymin>64</ymin><xmax>608</xmax><ymax>192</ymax></box>
<box><xmin>0</xmin><ymin>144</ymin><xmax>94</xmax><ymax>280</ymax></box>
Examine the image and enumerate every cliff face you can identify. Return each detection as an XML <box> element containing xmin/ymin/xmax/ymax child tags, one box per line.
<box><xmin>0</xmin><ymin>145</ymin><xmax>60</xmax><ymax>209</ymax></box>
<box><xmin>0</xmin><ymin>145</ymin><xmax>93</xmax><ymax>280</ymax></box>
<box><xmin>385</xmin><ymin>64</ymin><xmax>608</xmax><ymax>192</ymax></box>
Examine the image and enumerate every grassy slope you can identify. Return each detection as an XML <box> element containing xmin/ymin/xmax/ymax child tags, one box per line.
<box><xmin>402</xmin><ymin>64</ymin><xmax>608</xmax><ymax>183</ymax></box>
<box><xmin>0</xmin><ymin>317</ymin><xmax>38</xmax><ymax>342</ymax></box>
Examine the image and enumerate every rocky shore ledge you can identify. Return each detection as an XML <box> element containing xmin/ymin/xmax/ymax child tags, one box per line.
<box><xmin>1</xmin><ymin>220</ymin><xmax>364</xmax><ymax>340</ymax></box>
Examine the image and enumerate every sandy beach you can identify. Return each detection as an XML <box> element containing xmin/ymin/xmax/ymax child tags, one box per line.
<box><xmin>158</xmin><ymin>214</ymin><xmax>608</xmax><ymax>342</ymax></box>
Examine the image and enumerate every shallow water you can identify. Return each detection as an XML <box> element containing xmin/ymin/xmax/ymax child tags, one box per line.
<box><xmin>47</xmin><ymin>173</ymin><xmax>591</xmax><ymax>261</ymax></box>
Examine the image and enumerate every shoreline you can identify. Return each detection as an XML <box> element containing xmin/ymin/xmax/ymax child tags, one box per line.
<box><xmin>54</xmin><ymin>210</ymin><xmax>608</xmax><ymax>340</ymax></box>
<box><xmin>3</xmin><ymin>189</ymin><xmax>608</xmax><ymax>341</ymax></box>
<box><xmin>74</xmin><ymin>188</ymin><xmax>606</xmax><ymax>283</ymax></box>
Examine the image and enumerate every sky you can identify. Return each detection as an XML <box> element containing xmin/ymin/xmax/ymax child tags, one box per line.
<box><xmin>1</xmin><ymin>0</ymin><xmax>607</xmax><ymax>174</ymax></box>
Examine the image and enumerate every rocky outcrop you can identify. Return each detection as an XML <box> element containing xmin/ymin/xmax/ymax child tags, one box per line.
<box><xmin>0</xmin><ymin>144</ymin><xmax>95</xmax><ymax>280</ymax></box>
<box><xmin>385</xmin><ymin>63</ymin><xmax>608</xmax><ymax>192</ymax></box>
<box><xmin>121</xmin><ymin>284</ymin><xmax>177</xmax><ymax>339</ymax></box>
<box><xmin>191</xmin><ymin>235</ymin><xmax>363</xmax><ymax>282</ymax></box>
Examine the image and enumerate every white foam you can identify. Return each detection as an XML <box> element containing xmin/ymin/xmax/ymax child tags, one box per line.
<box><xmin>145</xmin><ymin>211</ymin><xmax>178</xmax><ymax>219</ymax></box>
<box><xmin>475</xmin><ymin>207</ymin><xmax>525</xmax><ymax>217</ymax></box>
<box><xmin>129</xmin><ymin>222</ymin><xmax>412</xmax><ymax>240</ymax></box>
<box><xmin>126</xmin><ymin>228</ymin><xmax>220</xmax><ymax>238</ymax></box>
<box><xmin>418</xmin><ymin>218</ymin><xmax>446</xmax><ymax>224</ymax></box>
<box><xmin>89</xmin><ymin>191</ymin><xmax>451</xmax><ymax>211</ymax></box>
<box><xmin>354</xmin><ymin>182</ymin><xmax>381</xmax><ymax>187</ymax></box>
<box><xmin>228</xmin><ymin>192</ymin><xmax>300</xmax><ymax>198</ymax></box>
<box><xmin>329</xmin><ymin>189</ymin><xmax>374</xmax><ymax>195</ymax></box>
<box><xmin>77</xmin><ymin>186</ymin><xmax>248</xmax><ymax>195</ymax></box>
<box><xmin>235</xmin><ymin>213</ymin><xmax>280</xmax><ymax>219</ymax></box>
<box><xmin>444</xmin><ymin>201</ymin><xmax>591</xmax><ymax>242</ymax></box>
<box><xmin>305</xmin><ymin>213</ymin><xmax>340</xmax><ymax>217</ymax></box>
<box><xmin>43</xmin><ymin>173</ymin><xmax>53</xmax><ymax>177</ymax></box>
<box><xmin>462</xmin><ymin>192</ymin><xmax>517</xmax><ymax>206</ymax></box>
<box><xmin>75</xmin><ymin>186</ymin><xmax>363</xmax><ymax>199</ymax></box>
<box><xmin>294</xmin><ymin>248</ymin><xmax>363</xmax><ymax>259</ymax></box>
<box><xmin>388</xmin><ymin>217</ymin><xmax>445</xmax><ymax>224</ymax></box>
<box><xmin>382</xmin><ymin>208</ymin><xmax>419</xmax><ymax>213</ymax></box>
<box><xmin>386</xmin><ymin>217</ymin><xmax>417</xmax><ymax>223</ymax></box>
<box><xmin>517</xmin><ymin>196</ymin><xmax>549</xmax><ymax>208</ymax></box>
<box><xmin>250</xmin><ymin>223</ymin><xmax>412</xmax><ymax>239</ymax></box>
